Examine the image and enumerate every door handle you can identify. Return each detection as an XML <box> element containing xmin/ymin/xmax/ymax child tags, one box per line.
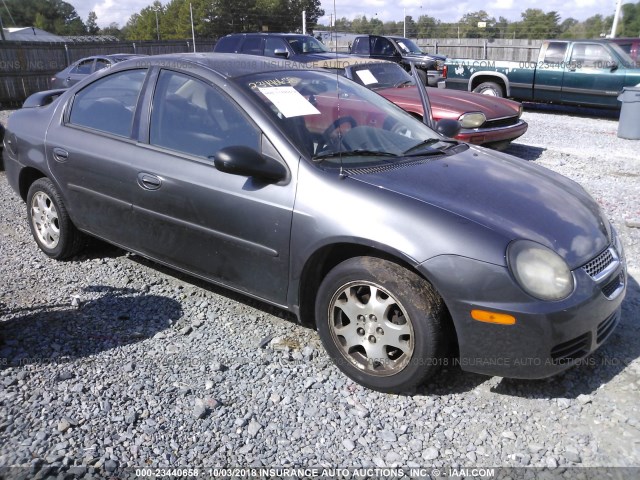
<box><xmin>52</xmin><ymin>147</ymin><xmax>69</xmax><ymax>162</ymax></box>
<box><xmin>137</xmin><ymin>172</ymin><xmax>162</xmax><ymax>190</ymax></box>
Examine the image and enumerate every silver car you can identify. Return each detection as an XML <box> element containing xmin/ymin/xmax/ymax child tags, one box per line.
<box><xmin>3</xmin><ymin>54</ymin><xmax>626</xmax><ymax>392</ymax></box>
<box><xmin>50</xmin><ymin>54</ymin><xmax>146</xmax><ymax>89</ymax></box>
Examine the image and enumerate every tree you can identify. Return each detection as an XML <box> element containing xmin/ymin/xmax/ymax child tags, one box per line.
<box><xmin>86</xmin><ymin>11</ymin><xmax>99</xmax><ymax>34</ymax></box>
<box><xmin>458</xmin><ymin>11</ymin><xmax>498</xmax><ymax>39</ymax></box>
<box><xmin>4</xmin><ymin>0</ymin><xmax>86</xmax><ymax>35</ymax></box>
<box><xmin>125</xmin><ymin>0</ymin><xmax>164</xmax><ymax>40</ymax></box>
<box><xmin>518</xmin><ymin>9</ymin><xmax>561</xmax><ymax>39</ymax></box>
<box><xmin>416</xmin><ymin>15</ymin><xmax>439</xmax><ymax>39</ymax></box>
<box><xmin>100</xmin><ymin>22</ymin><xmax>124</xmax><ymax>39</ymax></box>
<box><xmin>621</xmin><ymin>1</ymin><xmax>640</xmax><ymax>37</ymax></box>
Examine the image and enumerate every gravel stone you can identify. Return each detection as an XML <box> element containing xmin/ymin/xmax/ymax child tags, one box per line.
<box><xmin>342</xmin><ymin>439</ymin><xmax>355</xmax><ymax>451</ymax></box>
<box><xmin>248</xmin><ymin>420</ymin><xmax>262</xmax><ymax>438</ymax></box>
<box><xmin>422</xmin><ymin>447</ymin><xmax>439</xmax><ymax>461</ymax></box>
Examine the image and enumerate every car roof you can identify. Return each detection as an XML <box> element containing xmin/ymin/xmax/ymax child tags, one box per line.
<box><xmin>116</xmin><ymin>52</ymin><xmax>318</xmax><ymax>78</ymax></box>
<box><xmin>222</xmin><ymin>32</ymin><xmax>312</xmax><ymax>38</ymax></box>
<box><xmin>73</xmin><ymin>53</ymin><xmax>146</xmax><ymax>63</ymax></box>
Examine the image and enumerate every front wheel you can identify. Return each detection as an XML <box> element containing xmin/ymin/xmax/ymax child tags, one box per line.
<box><xmin>473</xmin><ymin>81</ymin><xmax>504</xmax><ymax>97</ymax></box>
<box><xmin>27</xmin><ymin>178</ymin><xmax>85</xmax><ymax>259</ymax></box>
<box><xmin>316</xmin><ymin>257</ymin><xmax>448</xmax><ymax>392</ymax></box>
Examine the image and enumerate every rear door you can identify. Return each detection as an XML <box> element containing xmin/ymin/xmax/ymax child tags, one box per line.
<box><xmin>561</xmin><ymin>43</ymin><xmax>625</xmax><ymax>107</ymax></box>
<box><xmin>531</xmin><ymin>41</ymin><xmax>568</xmax><ymax>102</ymax></box>
<box><xmin>46</xmin><ymin>68</ymin><xmax>148</xmax><ymax>246</ymax></box>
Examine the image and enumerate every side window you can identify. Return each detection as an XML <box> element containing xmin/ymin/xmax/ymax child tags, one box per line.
<box><xmin>150</xmin><ymin>70</ymin><xmax>260</xmax><ymax>158</ymax></box>
<box><xmin>69</xmin><ymin>69</ymin><xmax>146</xmax><ymax>137</ymax></box>
<box><xmin>71</xmin><ymin>59</ymin><xmax>94</xmax><ymax>74</ymax></box>
<box><xmin>214</xmin><ymin>36</ymin><xmax>242</xmax><ymax>53</ymax></box>
<box><xmin>94</xmin><ymin>59</ymin><xmax>110</xmax><ymax>72</ymax></box>
<box><xmin>570</xmin><ymin>44</ymin><xmax>613</xmax><ymax>69</ymax></box>
<box><xmin>241</xmin><ymin>37</ymin><xmax>263</xmax><ymax>55</ymax></box>
<box><xmin>264</xmin><ymin>38</ymin><xmax>288</xmax><ymax>57</ymax></box>
<box><xmin>373</xmin><ymin>38</ymin><xmax>394</xmax><ymax>56</ymax></box>
<box><xmin>352</xmin><ymin>38</ymin><xmax>369</xmax><ymax>54</ymax></box>
<box><xmin>543</xmin><ymin>42</ymin><xmax>567</xmax><ymax>64</ymax></box>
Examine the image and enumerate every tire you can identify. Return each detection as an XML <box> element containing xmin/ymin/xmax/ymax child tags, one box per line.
<box><xmin>315</xmin><ymin>256</ymin><xmax>448</xmax><ymax>392</ymax></box>
<box><xmin>473</xmin><ymin>81</ymin><xmax>504</xmax><ymax>97</ymax></box>
<box><xmin>26</xmin><ymin>178</ymin><xmax>85</xmax><ymax>260</ymax></box>
<box><xmin>416</xmin><ymin>69</ymin><xmax>428</xmax><ymax>86</ymax></box>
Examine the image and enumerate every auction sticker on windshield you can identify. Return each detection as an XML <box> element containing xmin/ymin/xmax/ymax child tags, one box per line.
<box><xmin>258</xmin><ymin>86</ymin><xmax>321</xmax><ymax>118</ymax></box>
<box><xmin>355</xmin><ymin>69</ymin><xmax>378</xmax><ymax>85</ymax></box>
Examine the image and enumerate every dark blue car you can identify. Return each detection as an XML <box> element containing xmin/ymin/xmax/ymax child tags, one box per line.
<box><xmin>213</xmin><ymin>33</ymin><xmax>352</xmax><ymax>63</ymax></box>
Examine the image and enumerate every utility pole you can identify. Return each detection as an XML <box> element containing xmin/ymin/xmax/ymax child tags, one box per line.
<box><xmin>302</xmin><ymin>10</ymin><xmax>306</xmax><ymax>35</ymax></box>
<box><xmin>610</xmin><ymin>0</ymin><xmax>623</xmax><ymax>38</ymax></box>
<box><xmin>190</xmin><ymin>3</ymin><xmax>195</xmax><ymax>52</ymax></box>
<box><xmin>0</xmin><ymin>14</ymin><xmax>6</xmax><ymax>41</ymax></box>
<box><xmin>154</xmin><ymin>8</ymin><xmax>160</xmax><ymax>41</ymax></box>
<box><xmin>403</xmin><ymin>8</ymin><xmax>406</xmax><ymax>37</ymax></box>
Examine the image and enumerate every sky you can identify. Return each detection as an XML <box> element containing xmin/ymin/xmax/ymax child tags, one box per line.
<box><xmin>69</xmin><ymin>0</ymin><xmax>625</xmax><ymax>29</ymax></box>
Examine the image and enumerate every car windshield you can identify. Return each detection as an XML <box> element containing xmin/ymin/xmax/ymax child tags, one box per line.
<box><xmin>287</xmin><ymin>36</ymin><xmax>330</xmax><ymax>54</ymax></box>
<box><xmin>395</xmin><ymin>38</ymin><xmax>423</xmax><ymax>54</ymax></box>
<box><xmin>239</xmin><ymin>70</ymin><xmax>445</xmax><ymax>168</ymax></box>
<box><xmin>348</xmin><ymin>63</ymin><xmax>415</xmax><ymax>89</ymax></box>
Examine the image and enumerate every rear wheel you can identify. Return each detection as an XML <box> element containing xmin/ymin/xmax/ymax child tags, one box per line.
<box><xmin>473</xmin><ymin>81</ymin><xmax>504</xmax><ymax>97</ymax></box>
<box><xmin>316</xmin><ymin>257</ymin><xmax>448</xmax><ymax>392</ymax></box>
<box><xmin>27</xmin><ymin>178</ymin><xmax>85</xmax><ymax>259</ymax></box>
<box><xmin>416</xmin><ymin>69</ymin><xmax>428</xmax><ymax>86</ymax></box>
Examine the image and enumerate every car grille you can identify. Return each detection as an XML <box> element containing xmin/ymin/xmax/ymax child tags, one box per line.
<box><xmin>483</xmin><ymin>116</ymin><xmax>520</xmax><ymax>129</ymax></box>
<box><xmin>582</xmin><ymin>248</ymin><xmax>615</xmax><ymax>278</ymax></box>
<box><xmin>597</xmin><ymin>311</ymin><xmax>619</xmax><ymax>344</ymax></box>
<box><xmin>550</xmin><ymin>332</ymin><xmax>590</xmax><ymax>362</ymax></box>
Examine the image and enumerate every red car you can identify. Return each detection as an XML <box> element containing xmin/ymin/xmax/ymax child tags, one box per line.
<box><xmin>310</xmin><ymin>58</ymin><xmax>528</xmax><ymax>149</ymax></box>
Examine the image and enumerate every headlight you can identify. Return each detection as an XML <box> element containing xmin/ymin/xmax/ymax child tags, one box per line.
<box><xmin>517</xmin><ymin>104</ymin><xmax>523</xmax><ymax>118</ymax></box>
<box><xmin>458</xmin><ymin>112</ymin><xmax>486</xmax><ymax>128</ymax></box>
<box><xmin>507</xmin><ymin>240</ymin><xmax>574</xmax><ymax>301</ymax></box>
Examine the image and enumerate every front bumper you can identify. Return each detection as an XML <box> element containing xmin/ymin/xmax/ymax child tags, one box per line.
<box><xmin>419</xmin><ymin>245</ymin><xmax>626</xmax><ymax>379</ymax></box>
<box><xmin>456</xmin><ymin>119</ymin><xmax>528</xmax><ymax>146</ymax></box>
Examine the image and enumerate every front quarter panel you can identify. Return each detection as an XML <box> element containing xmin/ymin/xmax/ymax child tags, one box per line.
<box><xmin>288</xmin><ymin>159</ymin><xmax>511</xmax><ymax>309</ymax></box>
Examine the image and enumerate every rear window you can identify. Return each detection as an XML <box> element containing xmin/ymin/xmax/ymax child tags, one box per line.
<box><xmin>543</xmin><ymin>42</ymin><xmax>568</xmax><ymax>64</ymax></box>
<box><xmin>214</xmin><ymin>36</ymin><xmax>242</xmax><ymax>53</ymax></box>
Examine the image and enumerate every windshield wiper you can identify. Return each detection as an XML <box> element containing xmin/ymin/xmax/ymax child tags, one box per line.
<box><xmin>403</xmin><ymin>139</ymin><xmax>459</xmax><ymax>156</ymax></box>
<box><xmin>313</xmin><ymin>149</ymin><xmax>398</xmax><ymax>162</ymax></box>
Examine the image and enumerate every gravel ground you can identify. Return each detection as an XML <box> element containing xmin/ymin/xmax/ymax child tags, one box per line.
<box><xmin>1</xmin><ymin>106</ymin><xmax>639</xmax><ymax>478</ymax></box>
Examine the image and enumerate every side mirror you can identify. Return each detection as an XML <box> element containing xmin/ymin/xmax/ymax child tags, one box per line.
<box><xmin>610</xmin><ymin>61</ymin><xmax>618</xmax><ymax>72</ymax></box>
<box><xmin>435</xmin><ymin>119</ymin><xmax>461</xmax><ymax>138</ymax></box>
<box><xmin>274</xmin><ymin>48</ymin><xmax>289</xmax><ymax>59</ymax></box>
<box><xmin>214</xmin><ymin>146</ymin><xmax>287</xmax><ymax>182</ymax></box>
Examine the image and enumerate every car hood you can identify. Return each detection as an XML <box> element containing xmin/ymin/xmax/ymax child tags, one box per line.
<box><xmin>350</xmin><ymin>147</ymin><xmax>609</xmax><ymax>268</ymax></box>
<box><xmin>377</xmin><ymin>86</ymin><xmax>521</xmax><ymax>121</ymax></box>
<box><xmin>293</xmin><ymin>52</ymin><xmax>353</xmax><ymax>62</ymax></box>
<box><xmin>404</xmin><ymin>53</ymin><xmax>447</xmax><ymax>62</ymax></box>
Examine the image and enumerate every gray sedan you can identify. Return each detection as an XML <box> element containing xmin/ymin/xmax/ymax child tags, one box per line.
<box><xmin>50</xmin><ymin>54</ymin><xmax>146</xmax><ymax>89</ymax></box>
<box><xmin>3</xmin><ymin>54</ymin><xmax>626</xmax><ymax>392</ymax></box>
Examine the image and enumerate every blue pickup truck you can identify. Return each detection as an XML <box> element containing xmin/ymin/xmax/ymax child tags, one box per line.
<box><xmin>445</xmin><ymin>40</ymin><xmax>640</xmax><ymax>108</ymax></box>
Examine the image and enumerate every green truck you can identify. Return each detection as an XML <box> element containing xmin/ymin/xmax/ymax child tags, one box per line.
<box><xmin>444</xmin><ymin>40</ymin><xmax>640</xmax><ymax>108</ymax></box>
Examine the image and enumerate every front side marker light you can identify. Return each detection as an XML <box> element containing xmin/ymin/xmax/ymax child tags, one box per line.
<box><xmin>471</xmin><ymin>309</ymin><xmax>516</xmax><ymax>325</ymax></box>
